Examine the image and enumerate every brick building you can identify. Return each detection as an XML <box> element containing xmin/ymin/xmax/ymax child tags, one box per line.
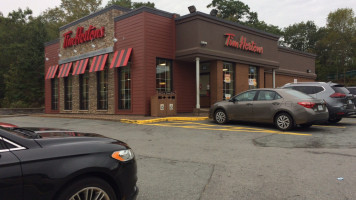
<box><xmin>44</xmin><ymin>5</ymin><xmax>316</xmax><ymax>115</ymax></box>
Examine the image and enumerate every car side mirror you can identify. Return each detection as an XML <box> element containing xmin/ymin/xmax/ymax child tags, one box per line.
<box><xmin>229</xmin><ymin>98</ymin><xmax>236</xmax><ymax>103</ymax></box>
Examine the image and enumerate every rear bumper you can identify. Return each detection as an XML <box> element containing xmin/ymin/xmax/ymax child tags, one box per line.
<box><xmin>294</xmin><ymin>109</ymin><xmax>329</xmax><ymax>125</ymax></box>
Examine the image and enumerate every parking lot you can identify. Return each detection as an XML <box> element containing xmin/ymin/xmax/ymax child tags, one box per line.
<box><xmin>1</xmin><ymin>116</ymin><xmax>356</xmax><ymax>200</ymax></box>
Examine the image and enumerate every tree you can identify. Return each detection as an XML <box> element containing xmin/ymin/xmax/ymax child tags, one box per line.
<box><xmin>282</xmin><ymin>21</ymin><xmax>319</xmax><ymax>53</ymax></box>
<box><xmin>207</xmin><ymin>0</ymin><xmax>282</xmax><ymax>36</ymax></box>
<box><xmin>0</xmin><ymin>9</ymin><xmax>49</xmax><ymax>107</ymax></box>
<box><xmin>315</xmin><ymin>8</ymin><xmax>356</xmax><ymax>84</ymax></box>
<box><xmin>106</xmin><ymin>0</ymin><xmax>155</xmax><ymax>9</ymax></box>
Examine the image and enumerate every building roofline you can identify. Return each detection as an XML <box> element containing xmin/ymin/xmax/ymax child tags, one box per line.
<box><xmin>278</xmin><ymin>46</ymin><xmax>316</xmax><ymax>58</ymax></box>
<box><xmin>114</xmin><ymin>6</ymin><xmax>178</xmax><ymax>22</ymax></box>
<box><xmin>44</xmin><ymin>38</ymin><xmax>60</xmax><ymax>47</ymax></box>
<box><xmin>175</xmin><ymin>12</ymin><xmax>280</xmax><ymax>40</ymax></box>
<box><xmin>59</xmin><ymin>5</ymin><xmax>131</xmax><ymax>31</ymax></box>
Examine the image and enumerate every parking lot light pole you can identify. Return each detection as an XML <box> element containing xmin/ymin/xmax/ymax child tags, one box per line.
<box><xmin>196</xmin><ymin>57</ymin><xmax>200</xmax><ymax>109</ymax></box>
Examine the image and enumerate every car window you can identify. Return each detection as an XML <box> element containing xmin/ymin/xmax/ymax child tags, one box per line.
<box><xmin>347</xmin><ymin>88</ymin><xmax>356</xmax><ymax>95</ymax></box>
<box><xmin>0</xmin><ymin>139</ymin><xmax>6</xmax><ymax>150</ymax></box>
<box><xmin>332</xmin><ymin>85</ymin><xmax>350</xmax><ymax>94</ymax></box>
<box><xmin>292</xmin><ymin>86</ymin><xmax>314</xmax><ymax>94</ymax></box>
<box><xmin>235</xmin><ymin>91</ymin><xmax>257</xmax><ymax>101</ymax></box>
<box><xmin>257</xmin><ymin>91</ymin><xmax>277</xmax><ymax>101</ymax></box>
<box><xmin>284</xmin><ymin>90</ymin><xmax>313</xmax><ymax>99</ymax></box>
<box><xmin>313</xmin><ymin>86</ymin><xmax>324</xmax><ymax>93</ymax></box>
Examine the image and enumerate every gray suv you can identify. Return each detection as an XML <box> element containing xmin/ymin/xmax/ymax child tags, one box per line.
<box><xmin>282</xmin><ymin>82</ymin><xmax>356</xmax><ymax>123</ymax></box>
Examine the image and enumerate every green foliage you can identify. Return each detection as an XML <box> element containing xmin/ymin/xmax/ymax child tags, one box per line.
<box><xmin>207</xmin><ymin>0</ymin><xmax>282</xmax><ymax>36</ymax></box>
<box><xmin>106</xmin><ymin>0</ymin><xmax>155</xmax><ymax>9</ymax></box>
<box><xmin>282</xmin><ymin>21</ymin><xmax>318</xmax><ymax>53</ymax></box>
<box><xmin>0</xmin><ymin>9</ymin><xmax>48</xmax><ymax>108</ymax></box>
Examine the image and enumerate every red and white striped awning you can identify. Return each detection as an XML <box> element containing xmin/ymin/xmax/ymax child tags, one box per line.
<box><xmin>58</xmin><ymin>62</ymin><xmax>72</xmax><ymax>78</ymax></box>
<box><xmin>72</xmin><ymin>58</ymin><xmax>89</xmax><ymax>75</ymax></box>
<box><xmin>110</xmin><ymin>48</ymin><xmax>132</xmax><ymax>68</ymax></box>
<box><xmin>45</xmin><ymin>65</ymin><xmax>59</xmax><ymax>79</ymax></box>
<box><xmin>89</xmin><ymin>54</ymin><xmax>108</xmax><ymax>72</ymax></box>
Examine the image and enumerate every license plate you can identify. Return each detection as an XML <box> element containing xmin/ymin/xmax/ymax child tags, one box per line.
<box><xmin>318</xmin><ymin>105</ymin><xmax>323</xmax><ymax>111</ymax></box>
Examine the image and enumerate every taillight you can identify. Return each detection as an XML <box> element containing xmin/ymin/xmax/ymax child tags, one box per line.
<box><xmin>298</xmin><ymin>102</ymin><xmax>315</xmax><ymax>109</ymax></box>
<box><xmin>330</xmin><ymin>93</ymin><xmax>346</xmax><ymax>98</ymax></box>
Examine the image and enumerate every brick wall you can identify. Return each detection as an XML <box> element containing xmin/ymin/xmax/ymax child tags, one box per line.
<box><xmin>44</xmin><ymin>41</ymin><xmax>60</xmax><ymax>114</ymax></box>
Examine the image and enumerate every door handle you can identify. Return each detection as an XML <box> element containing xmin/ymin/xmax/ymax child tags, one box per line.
<box><xmin>272</xmin><ymin>102</ymin><xmax>280</xmax><ymax>105</ymax></box>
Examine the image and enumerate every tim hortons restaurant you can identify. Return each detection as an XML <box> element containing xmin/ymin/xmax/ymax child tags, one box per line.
<box><xmin>44</xmin><ymin>5</ymin><xmax>317</xmax><ymax>115</ymax></box>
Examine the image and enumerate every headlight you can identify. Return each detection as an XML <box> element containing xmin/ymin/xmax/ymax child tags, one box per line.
<box><xmin>111</xmin><ymin>149</ymin><xmax>135</xmax><ymax>162</ymax></box>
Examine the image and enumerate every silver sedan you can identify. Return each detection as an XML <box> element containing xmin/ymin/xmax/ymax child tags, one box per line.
<box><xmin>209</xmin><ymin>88</ymin><xmax>329</xmax><ymax>131</ymax></box>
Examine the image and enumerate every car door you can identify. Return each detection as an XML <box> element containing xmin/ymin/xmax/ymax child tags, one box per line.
<box><xmin>0</xmin><ymin>137</ymin><xmax>23</xmax><ymax>200</ymax></box>
<box><xmin>228</xmin><ymin>90</ymin><xmax>257</xmax><ymax>121</ymax></box>
<box><xmin>253</xmin><ymin>91</ymin><xmax>283</xmax><ymax>123</ymax></box>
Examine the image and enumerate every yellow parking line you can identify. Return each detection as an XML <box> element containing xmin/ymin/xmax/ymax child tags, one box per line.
<box><xmin>145</xmin><ymin>123</ymin><xmax>311</xmax><ymax>136</ymax></box>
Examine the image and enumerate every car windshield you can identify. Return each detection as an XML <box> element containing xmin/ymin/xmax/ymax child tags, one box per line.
<box><xmin>332</xmin><ymin>85</ymin><xmax>350</xmax><ymax>94</ymax></box>
<box><xmin>284</xmin><ymin>89</ymin><xmax>313</xmax><ymax>99</ymax></box>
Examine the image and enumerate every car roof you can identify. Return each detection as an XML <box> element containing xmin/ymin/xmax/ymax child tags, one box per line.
<box><xmin>283</xmin><ymin>82</ymin><xmax>344</xmax><ymax>87</ymax></box>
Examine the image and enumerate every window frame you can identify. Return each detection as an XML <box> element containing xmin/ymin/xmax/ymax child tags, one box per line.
<box><xmin>156</xmin><ymin>58</ymin><xmax>173</xmax><ymax>93</ymax></box>
<box><xmin>64</xmin><ymin>75</ymin><xmax>73</xmax><ymax>110</ymax></box>
<box><xmin>223</xmin><ymin>62</ymin><xmax>235</xmax><ymax>100</ymax></box>
<box><xmin>118</xmin><ymin>63</ymin><xmax>132</xmax><ymax>110</ymax></box>
<box><xmin>248</xmin><ymin>66</ymin><xmax>258</xmax><ymax>89</ymax></box>
<box><xmin>79</xmin><ymin>69</ymin><xmax>89</xmax><ymax>110</ymax></box>
<box><xmin>51</xmin><ymin>78</ymin><xmax>59</xmax><ymax>110</ymax></box>
<box><xmin>97</xmin><ymin>67</ymin><xmax>108</xmax><ymax>110</ymax></box>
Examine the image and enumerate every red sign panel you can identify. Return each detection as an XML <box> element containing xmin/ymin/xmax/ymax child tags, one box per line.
<box><xmin>224</xmin><ymin>33</ymin><xmax>263</xmax><ymax>54</ymax></box>
<box><xmin>63</xmin><ymin>25</ymin><xmax>105</xmax><ymax>48</ymax></box>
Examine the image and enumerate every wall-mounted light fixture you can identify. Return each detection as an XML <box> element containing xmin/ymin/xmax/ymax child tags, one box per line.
<box><xmin>73</xmin><ymin>49</ymin><xmax>77</xmax><ymax>53</ymax></box>
<box><xmin>91</xmin><ymin>44</ymin><xmax>96</xmax><ymax>48</ymax></box>
<box><xmin>188</xmin><ymin>5</ymin><xmax>196</xmax><ymax>13</ymax></box>
<box><xmin>306</xmin><ymin>69</ymin><xmax>312</xmax><ymax>73</ymax></box>
<box><xmin>210</xmin><ymin>9</ymin><xmax>218</xmax><ymax>16</ymax></box>
<box><xmin>200</xmin><ymin>41</ymin><xmax>208</xmax><ymax>46</ymax></box>
<box><xmin>58</xmin><ymin>53</ymin><xmax>62</xmax><ymax>57</ymax></box>
<box><xmin>113</xmin><ymin>38</ymin><xmax>118</xmax><ymax>42</ymax></box>
<box><xmin>45</xmin><ymin>57</ymin><xmax>49</xmax><ymax>61</ymax></box>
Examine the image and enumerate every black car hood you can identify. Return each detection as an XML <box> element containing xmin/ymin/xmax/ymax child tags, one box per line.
<box><xmin>18</xmin><ymin>127</ymin><xmax>128</xmax><ymax>149</ymax></box>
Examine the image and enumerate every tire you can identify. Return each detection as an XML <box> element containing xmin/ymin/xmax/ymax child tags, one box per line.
<box><xmin>56</xmin><ymin>177</ymin><xmax>117</xmax><ymax>200</ymax></box>
<box><xmin>328</xmin><ymin>117</ymin><xmax>342</xmax><ymax>123</ymax></box>
<box><xmin>214</xmin><ymin>109</ymin><xmax>228</xmax><ymax>124</ymax></box>
<box><xmin>274</xmin><ymin>112</ymin><xmax>294</xmax><ymax>131</ymax></box>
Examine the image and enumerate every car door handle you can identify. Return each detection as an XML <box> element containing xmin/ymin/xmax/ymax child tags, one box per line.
<box><xmin>272</xmin><ymin>102</ymin><xmax>280</xmax><ymax>105</ymax></box>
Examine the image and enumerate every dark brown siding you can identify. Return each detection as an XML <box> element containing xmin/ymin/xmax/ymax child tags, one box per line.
<box><xmin>44</xmin><ymin>42</ymin><xmax>60</xmax><ymax>114</ymax></box>
<box><xmin>265</xmin><ymin>73</ymin><xmax>314</xmax><ymax>88</ymax></box>
<box><xmin>115</xmin><ymin>12</ymin><xmax>175</xmax><ymax>115</ymax></box>
<box><xmin>174</xmin><ymin>61</ymin><xmax>195</xmax><ymax>112</ymax></box>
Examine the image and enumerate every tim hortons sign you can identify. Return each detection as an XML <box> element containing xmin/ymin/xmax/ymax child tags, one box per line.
<box><xmin>63</xmin><ymin>25</ymin><xmax>105</xmax><ymax>48</ymax></box>
<box><xmin>224</xmin><ymin>33</ymin><xmax>263</xmax><ymax>54</ymax></box>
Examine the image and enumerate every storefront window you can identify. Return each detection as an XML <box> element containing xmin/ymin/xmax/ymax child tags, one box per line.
<box><xmin>118</xmin><ymin>63</ymin><xmax>131</xmax><ymax>110</ymax></box>
<box><xmin>156</xmin><ymin>58</ymin><xmax>172</xmax><ymax>92</ymax></box>
<box><xmin>248</xmin><ymin>66</ymin><xmax>258</xmax><ymax>89</ymax></box>
<box><xmin>223</xmin><ymin>62</ymin><xmax>234</xmax><ymax>100</ymax></box>
<box><xmin>79</xmin><ymin>69</ymin><xmax>89</xmax><ymax>110</ymax></box>
<box><xmin>51</xmin><ymin>78</ymin><xmax>58</xmax><ymax>110</ymax></box>
<box><xmin>64</xmin><ymin>75</ymin><xmax>72</xmax><ymax>110</ymax></box>
<box><xmin>97</xmin><ymin>68</ymin><xmax>108</xmax><ymax>110</ymax></box>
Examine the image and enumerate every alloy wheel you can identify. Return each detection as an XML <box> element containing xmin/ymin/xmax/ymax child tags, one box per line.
<box><xmin>69</xmin><ymin>187</ymin><xmax>110</xmax><ymax>200</ymax></box>
<box><xmin>215</xmin><ymin>110</ymin><xmax>227</xmax><ymax>124</ymax></box>
<box><xmin>276</xmin><ymin>114</ymin><xmax>290</xmax><ymax>130</ymax></box>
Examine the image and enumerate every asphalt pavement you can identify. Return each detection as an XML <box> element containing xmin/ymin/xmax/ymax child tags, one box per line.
<box><xmin>1</xmin><ymin>115</ymin><xmax>356</xmax><ymax>200</ymax></box>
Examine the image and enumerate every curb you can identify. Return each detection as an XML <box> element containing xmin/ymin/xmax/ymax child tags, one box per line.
<box><xmin>120</xmin><ymin>117</ymin><xmax>209</xmax><ymax>124</ymax></box>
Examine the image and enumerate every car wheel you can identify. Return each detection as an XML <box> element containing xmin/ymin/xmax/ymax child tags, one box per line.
<box><xmin>57</xmin><ymin>177</ymin><xmax>117</xmax><ymax>200</ymax></box>
<box><xmin>274</xmin><ymin>112</ymin><xmax>294</xmax><ymax>131</ymax></box>
<box><xmin>328</xmin><ymin>116</ymin><xmax>342</xmax><ymax>123</ymax></box>
<box><xmin>214</xmin><ymin>109</ymin><xmax>227</xmax><ymax>124</ymax></box>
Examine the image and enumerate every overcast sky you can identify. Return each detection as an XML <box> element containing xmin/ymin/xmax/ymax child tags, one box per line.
<box><xmin>0</xmin><ymin>0</ymin><xmax>355</xmax><ymax>28</ymax></box>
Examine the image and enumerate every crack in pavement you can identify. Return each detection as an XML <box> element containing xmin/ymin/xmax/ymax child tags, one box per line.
<box><xmin>198</xmin><ymin>164</ymin><xmax>215</xmax><ymax>200</ymax></box>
